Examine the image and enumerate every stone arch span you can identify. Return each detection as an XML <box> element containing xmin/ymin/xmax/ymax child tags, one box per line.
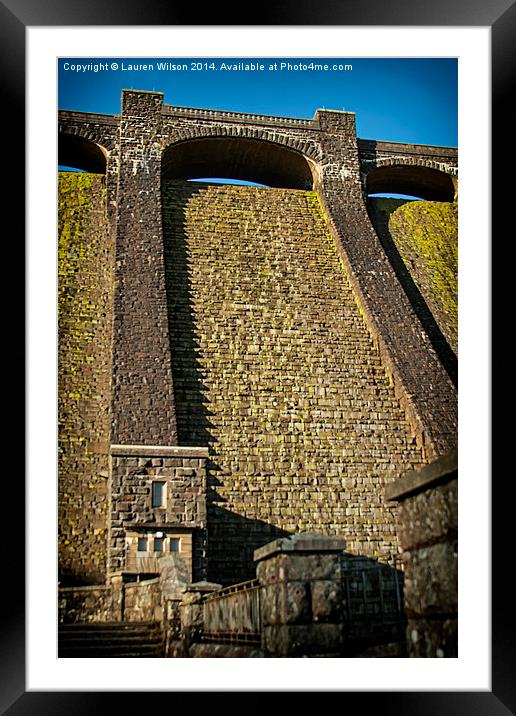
<box><xmin>58</xmin><ymin>131</ymin><xmax>108</xmax><ymax>174</ymax></box>
<box><xmin>364</xmin><ymin>158</ymin><xmax>457</xmax><ymax>201</ymax></box>
<box><xmin>161</xmin><ymin>134</ymin><xmax>319</xmax><ymax>189</ymax></box>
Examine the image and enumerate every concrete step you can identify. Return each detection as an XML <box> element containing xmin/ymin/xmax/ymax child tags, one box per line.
<box><xmin>59</xmin><ymin>622</ymin><xmax>165</xmax><ymax>658</ymax></box>
<box><xmin>59</xmin><ymin>644</ymin><xmax>165</xmax><ymax>658</ymax></box>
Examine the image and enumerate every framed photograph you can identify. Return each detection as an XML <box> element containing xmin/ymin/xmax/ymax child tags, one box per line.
<box><xmin>11</xmin><ymin>1</ymin><xmax>511</xmax><ymax>712</ymax></box>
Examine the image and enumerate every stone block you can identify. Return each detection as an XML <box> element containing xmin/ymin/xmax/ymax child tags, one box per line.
<box><xmin>403</xmin><ymin>542</ymin><xmax>458</xmax><ymax>616</ymax></box>
<box><xmin>260</xmin><ymin>585</ymin><xmax>280</xmax><ymax>626</ymax></box>
<box><xmin>256</xmin><ymin>556</ymin><xmax>278</xmax><ymax>585</ymax></box>
<box><xmin>407</xmin><ymin>617</ymin><xmax>458</xmax><ymax>658</ymax></box>
<box><xmin>277</xmin><ymin>553</ymin><xmax>342</xmax><ymax>582</ymax></box>
<box><xmin>279</xmin><ymin>582</ymin><xmax>310</xmax><ymax>625</ymax></box>
<box><xmin>396</xmin><ymin>479</ymin><xmax>458</xmax><ymax>551</ymax></box>
<box><xmin>311</xmin><ymin>580</ymin><xmax>343</xmax><ymax>623</ymax></box>
<box><xmin>262</xmin><ymin>623</ymin><xmax>344</xmax><ymax>657</ymax></box>
<box><xmin>180</xmin><ymin>594</ymin><xmax>204</xmax><ymax>630</ymax></box>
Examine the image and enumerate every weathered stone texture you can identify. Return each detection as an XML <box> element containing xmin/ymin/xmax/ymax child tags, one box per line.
<box><xmin>112</xmin><ymin>90</ymin><xmax>177</xmax><ymax>445</ymax></box>
<box><xmin>59</xmin><ymin>576</ymin><xmax>165</xmax><ymax>625</ymax></box>
<box><xmin>358</xmin><ymin>138</ymin><xmax>458</xmax><ymax>167</ymax></box>
<box><xmin>403</xmin><ymin>541</ymin><xmax>458</xmax><ymax>616</ymax></box>
<box><xmin>396</xmin><ymin>478</ymin><xmax>458</xmax><ymax>552</ymax></box>
<box><xmin>58</xmin><ymin>585</ymin><xmax>112</xmax><ymax>624</ymax></box>
<box><xmin>262</xmin><ymin>623</ymin><xmax>345</xmax><ymax>657</ymax></box>
<box><xmin>255</xmin><ymin>536</ymin><xmax>347</xmax><ymax>656</ymax></box>
<box><xmin>109</xmin><ymin>450</ymin><xmax>207</xmax><ymax>578</ymax></box>
<box><xmin>57</xmin><ymin>96</ymin><xmax>458</xmax><ymax>616</ymax></box>
<box><xmin>317</xmin><ymin>112</ymin><xmax>457</xmax><ymax>459</ymax></box>
<box><xmin>189</xmin><ymin>643</ymin><xmax>264</xmax><ymax>658</ymax></box>
<box><xmin>162</xmin><ymin>181</ymin><xmax>425</xmax><ymax>584</ymax></box>
<box><xmin>124</xmin><ymin>578</ymin><xmax>162</xmax><ymax>622</ymax></box>
<box><xmin>388</xmin><ymin>454</ymin><xmax>457</xmax><ymax>657</ymax></box>
<box><xmin>58</xmin><ymin>102</ymin><xmax>458</xmax><ymax>465</ymax></box>
<box><xmin>407</xmin><ymin>617</ymin><xmax>458</xmax><ymax>658</ymax></box>
<box><xmin>58</xmin><ymin>172</ymin><xmax>114</xmax><ymax>585</ymax></box>
<box><xmin>368</xmin><ymin>198</ymin><xmax>458</xmax><ymax>359</ymax></box>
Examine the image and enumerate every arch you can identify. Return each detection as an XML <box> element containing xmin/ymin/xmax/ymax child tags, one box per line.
<box><xmin>58</xmin><ymin>132</ymin><xmax>108</xmax><ymax>174</ymax></box>
<box><xmin>168</xmin><ymin>124</ymin><xmax>323</xmax><ymax>162</ymax></box>
<box><xmin>161</xmin><ymin>134</ymin><xmax>318</xmax><ymax>190</ymax></box>
<box><xmin>364</xmin><ymin>158</ymin><xmax>456</xmax><ymax>202</ymax></box>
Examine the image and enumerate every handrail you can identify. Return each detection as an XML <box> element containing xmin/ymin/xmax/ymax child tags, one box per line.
<box><xmin>203</xmin><ymin>579</ymin><xmax>261</xmax><ymax>640</ymax></box>
<box><xmin>163</xmin><ymin>104</ymin><xmax>318</xmax><ymax>128</ymax></box>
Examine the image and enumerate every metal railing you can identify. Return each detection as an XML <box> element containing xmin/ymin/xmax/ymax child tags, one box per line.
<box><xmin>341</xmin><ymin>556</ymin><xmax>406</xmax><ymax>642</ymax></box>
<box><xmin>202</xmin><ymin>579</ymin><xmax>261</xmax><ymax>645</ymax></box>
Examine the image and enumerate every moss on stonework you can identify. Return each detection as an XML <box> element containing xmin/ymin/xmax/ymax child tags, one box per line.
<box><xmin>162</xmin><ymin>181</ymin><xmax>425</xmax><ymax>579</ymax></box>
<box><xmin>392</xmin><ymin>201</ymin><xmax>457</xmax><ymax>353</ymax></box>
<box><xmin>370</xmin><ymin>198</ymin><xmax>458</xmax><ymax>355</ymax></box>
<box><xmin>58</xmin><ymin>171</ymin><xmax>111</xmax><ymax>584</ymax></box>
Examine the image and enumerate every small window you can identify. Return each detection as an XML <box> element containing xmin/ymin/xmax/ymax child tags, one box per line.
<box><xmin>152</xmin><ymin>481</ymin><xmax>165</xmax><ymax>508</ymax></box>
<box><xmin>137</xmin><ymin>537</ymin><xmax>147</xmax><ymax>552</ymax></box>
<box><xmin>154</xmin><ymin>537</ymin><xmax>164</xmax><ymax>552</ymax></box>
<box><xmin>169</xmin><ymin>538</ymin><xmax>180</xmax><ymax>553</ymax></box>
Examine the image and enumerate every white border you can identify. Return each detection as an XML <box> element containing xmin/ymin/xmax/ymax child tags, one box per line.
<box><xmin>27</xmin><ymin>27</ymin><xmax>490</xmax><ymax>691</ymax></box>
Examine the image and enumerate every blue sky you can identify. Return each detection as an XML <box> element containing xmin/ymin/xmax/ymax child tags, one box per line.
<box><xmin>58</xmin><ymin>57</ymin><xmax>457</xmax><ymax>147</ymax></box>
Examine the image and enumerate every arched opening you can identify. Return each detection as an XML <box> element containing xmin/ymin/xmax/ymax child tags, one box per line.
<box><xmin>365</xmin><ymin>164</ymin><xmax>455</xmax><ymax>202</ymax></box>
<box><xmin>58</xmin><ymin>133</ymin><xmax>107</xmax><ymax>174</ymax></box>
<box><xmin>187</xmin><ymin>178</ymin><xmax>269</xmax><ymax>188</ymax></box>
<box><xmin>161</xmin><ymin>136</ymin><xmax>315</xmax><ymax>189</ymax></box>
<box><xmin>368</xmin><ymin>192</ymin><xmax>425</xmax><ymax>201</ymax></box>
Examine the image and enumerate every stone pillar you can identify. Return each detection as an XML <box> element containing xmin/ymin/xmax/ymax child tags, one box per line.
<box><xmin>254</xmin><ymin>534</ymin><xmax>346</xmax><ymax>657</ymax></box>
<box><xmin>385</xmin><ymin>449</ymin><xmax>458</xmax><ymax>657</ymax></box>
<box><xmin>112</xmin><ymin>89</ymin><xmax>177</xmax><ymax>446</ymax></box>
<box><xmin>110</xmin><ymin>573</ymin><xmax>124</xmax><ymax>621</ymax></box>
<box><xmin>179</xmin><ymin>581</ymin><xmax>222</xmax><ymax>652</ymax></box>
<box><xmin>316</xmin><ymin>109</ymin><xmax>457</xmax><ymax>460</ymax></box>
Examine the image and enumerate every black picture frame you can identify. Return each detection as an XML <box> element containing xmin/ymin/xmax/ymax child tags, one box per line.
<box><xmin>10</xmin><ymin>1</ymin><xmax>512</xmax><ymax>712</ymax></box>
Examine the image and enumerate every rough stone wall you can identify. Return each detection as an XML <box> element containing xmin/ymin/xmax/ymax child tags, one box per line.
<box><xmin>256</xmin><ymin>538</ymin><xmax>346</xmax><ymax>657</ymax></box>
<box><xmin>59</xmin><ymin>577</ymin><xmax>163</xmax><ymax>624</ymax></box>
<box><xmin>58</xmin><ymin>97</ymin><xmax>458</xmax><ymax>461</ymax></box>
<box><xmin>357</xmin><ymin>138</ymin><xmax>458</xmax><ymax>166</ymax></box>
<box><xmin>58</xmin><ymin>172</ymin><xmax>114</xmax><ymax>585</ymax></box>
<box><xmin>124</xmin><ymin>578</ymin><xmax>163</xmax><ymax>622</ymax></box>
<box><xmin>111</xmin><ymin>90</ymin><xmax>177</xmax><ymax>445</ymax></box>
<box><xmin>371</xmin><ymin>199</ymin><xmax>458</xmax><ymax>355</ymax></box>
<box><xmin>403</xmin><ymin>487</ymin><xmax>458</xmax><ymax>658</ymax></box>
<box><xmin>386</xmin><ymin>452</ymin><xmax>458</xmax><ymax>657</ymax></box>
<box><xmin>58</xmin><ymin>585</ymin><xmax>113</xmax><ymax>623</ymax></box>
<box><xmin>57</xmin><ymin>94</ymin><xmax>458</xmax><ymax>594</ymax></box>
<box><xmin>317</xmin><ymin>111</ymin><xmax>457</xmax><ymax>459</ymax></box>
<box><xmin>109</xmin><ymin>448</ymin><xmax>207</xmax><ymax>578</ymax></box>
<box><xmin>162</xmin><ymin>180</ymin><xmax>424</xmax><ymax>585</ymax></box>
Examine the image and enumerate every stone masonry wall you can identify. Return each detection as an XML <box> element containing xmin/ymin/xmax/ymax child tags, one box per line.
<box><xmin>58</xmin><ymin>585</ymin><xmax>112</xmax><ymax>623</ymax></box>
<box><xmin>124</xmin><ymin>578</ymin><xmax>163</xmax><ymax>622</ymax></box>
<box><xmin>58</xmin><ymin>172</ymin><xmax>114</xmax><ymax>585</ymax></box>
<box><xmin>111</xmin><ymin>90</ymin><xmax>177</xmax><ymax>445</ymax></box>
<box><xmin>317</xmin><ymin>110</ymin><xmax>457</xmax><ymax>459</ymax></box>
<box><xmin>59</xmin><ymin>97</ymin><xmax>457</xmax><ymax>461</ymax></box>
<box><xmin>386</xmin><ymin>450</ymin><xmax>458</xmax><ymax>657</ymax></box>
<box><xmin>162</xmin><ymin>180</ymin><xmax>424</xmax><ymax>585</ymax></box>
<box><xmin>109</xmin><ymin>446</ymin><xmax>208</xmax><ymax>579</ymax></box>
<box><xmin>366</xmin><ymin>197</ymin><xmax>458</xmax><ymax>388</ymax></box>
<box><xmin>57</xmin><ymin>94</ymin><xmax>458</xmax><ymax>593</ymax></box>
<box><xmin>369</xmin><ymin>199</ymin><xmax>458</xmax><ymax>356</ymax></box>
